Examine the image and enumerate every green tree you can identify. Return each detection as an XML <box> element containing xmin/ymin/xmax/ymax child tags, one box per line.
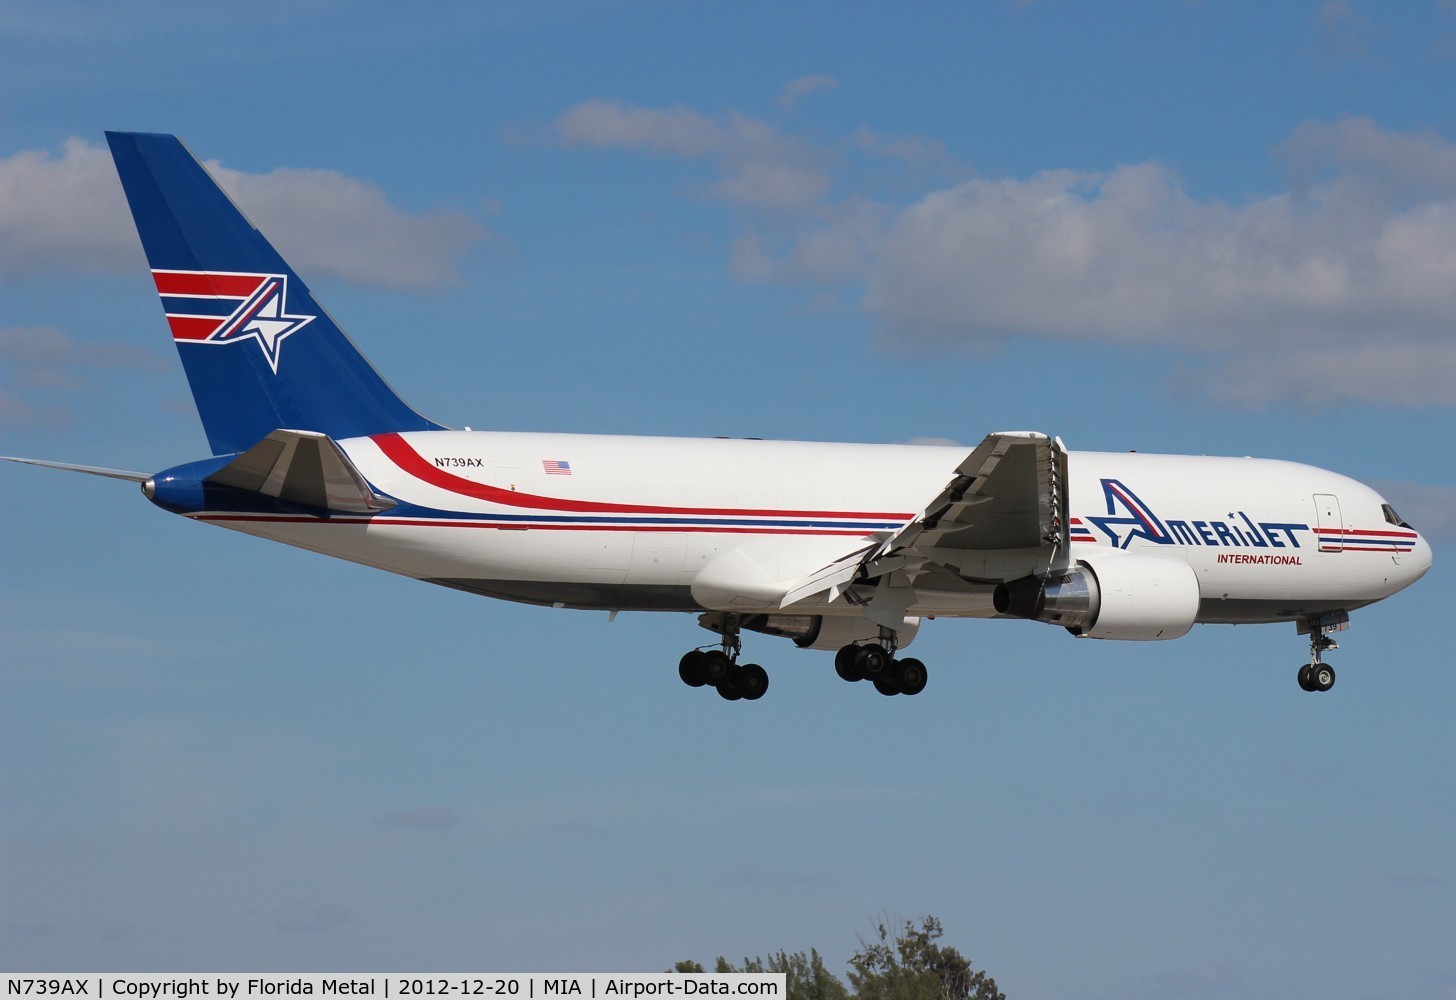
<box><xmin>847</xmin><ymin>917</ymin><xmax>1003</xmax><ymax>1000</ymax></box>
<box><xmin>701</xmin><ymin>947</ymin><xmax>847</xmax><ymax>1000</ymax></box>
<box><xmin>671</xmin><ymin>915</ymin><xmax>1001</xmax><ymax>1000</ymax></box>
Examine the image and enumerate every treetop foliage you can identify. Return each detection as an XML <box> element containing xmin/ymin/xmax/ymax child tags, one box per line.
<box><xmin>671</xmin><ymin>915</ymin><xmax>1003</xmax><ymax>1000</ymax></box>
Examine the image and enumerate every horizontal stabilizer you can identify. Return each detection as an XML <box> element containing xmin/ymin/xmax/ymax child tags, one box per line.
<box><xmin>0</xmin><ymin>456</ymin><xmax>148</xmax><ymax>482</ymax></box>
<box><xmin>205</xmin><ymin>429</ymin><xmax>394</xmax><ymax>513</ymax></box>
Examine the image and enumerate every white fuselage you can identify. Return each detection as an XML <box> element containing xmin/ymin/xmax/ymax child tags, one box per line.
<box><xmin>181</xmin><ymin>429</ymin><xmax>1432</xmax><ymax>627</ymax></box>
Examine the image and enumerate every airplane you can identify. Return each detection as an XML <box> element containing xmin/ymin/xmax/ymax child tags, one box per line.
<box><xmin>1</xmin><ymin>132</ymin><xmax>1433</xmax><ymax>701</ymax></box>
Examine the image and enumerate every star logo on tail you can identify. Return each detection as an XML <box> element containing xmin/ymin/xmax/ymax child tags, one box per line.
<box><xmin>153</xmin><ymin>270</ymin><xmax>316</xmax><ymax>374</ymax></box>
<box><xmin>210</xmin><ymin>277</ymin><xmax>314</xmax><ymax>373</ymax></box>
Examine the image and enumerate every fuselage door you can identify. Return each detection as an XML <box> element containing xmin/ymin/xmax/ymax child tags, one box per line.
<box><xmin>1314</xmin><ymin>493</ymin><xmax>1343</xmax><ymax>552</ymax></box>
<box><xmin>628</xmin><ymin>532</ymin><xmax>688</xmax><ymax>585</ymax></box>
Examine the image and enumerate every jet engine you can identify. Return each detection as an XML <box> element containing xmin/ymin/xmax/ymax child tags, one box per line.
<box><xmin>993</xmin><ymin>554</ymin><xmax>1201</xmax><ymax>640</ymax></box>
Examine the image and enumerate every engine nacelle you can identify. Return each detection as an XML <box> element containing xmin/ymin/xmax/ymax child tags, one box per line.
<box><xmin>725</xmin><ymin>613</ymin><xmax>920</xmax><ymax>651</ymax></box>
<box><xmin>993</xmin><ymin>554</ymin><xmax>1200</xmax><ymax>641</ymax></box>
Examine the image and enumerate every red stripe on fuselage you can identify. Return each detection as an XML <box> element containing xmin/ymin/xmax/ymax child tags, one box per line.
<box><xmin>195</xmin><ymin>514</ymin><xmax>877</xmax><ymax>536</ymax></box>
<box><xmin>1316</xmin><ymin>527</ymin><xmax>1419</xmax><ymax>538</ymax></box>
<box><xmin>371</xmin><ymin>432</ymin><xmax>914</xmax><ymax>521</ymax></box>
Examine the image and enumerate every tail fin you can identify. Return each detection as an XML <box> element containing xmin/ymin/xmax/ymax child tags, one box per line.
<box><xmin>106</xmin><ymin>132</ymin><xmax>445</xmax><ymax>455</ymax></box>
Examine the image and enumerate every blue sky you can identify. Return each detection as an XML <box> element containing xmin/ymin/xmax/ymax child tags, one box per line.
<box><xmin>2</xmin><ymin>1</ymin><xmax>1454</xmax><ymax>996</ymax></box>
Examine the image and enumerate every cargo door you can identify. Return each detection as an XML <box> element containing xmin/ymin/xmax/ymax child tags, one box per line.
<box><xmin>627</xmin><ymin>532</ymin><xmax>688</xmax><ymax>584</ymax></box>
<box><xmin>1314</xmin><ymin>493</ymin><xmax>1343</xmax><ymax>552</ymax></box>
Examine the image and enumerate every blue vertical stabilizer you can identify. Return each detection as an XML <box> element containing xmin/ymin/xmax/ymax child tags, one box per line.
<box><xmin>106</xmin><ymin>132</ymin><xmax>445</xmax><ymax>455</ymax></box>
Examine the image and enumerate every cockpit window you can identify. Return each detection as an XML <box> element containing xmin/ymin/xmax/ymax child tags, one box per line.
<box><xmin>1382</xmin><ymin>503</ymin><xmax>1410</xmax><ymax>528</ymax></box>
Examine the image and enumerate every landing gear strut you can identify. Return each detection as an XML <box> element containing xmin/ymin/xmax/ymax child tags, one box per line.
<box><xmin>1296</xmin><ymin>612</ymin><xmax>1347</xmax><ymax>693</ymax></box>
<box><xmin>834</xmin><ymin>628</ymin><xmax>928</xmax><ymax>697</ymax></box>
<box><xmin>678</xmin><ymin>615</ymin><xmax>768</xmax><ymax>702</ymax></box>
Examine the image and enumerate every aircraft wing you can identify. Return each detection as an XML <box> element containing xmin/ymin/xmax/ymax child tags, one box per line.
<box><xmin>780</xmin><ymin>431</ymin><xmax>1068</xmax><ymax>625</ymax></box>
<box><xmin>206</xmin><ymin>429</ymin><xmax>395</xmax><ymax>514</ymax></box>
<box><xmin>873</xmin><ymin>430</ymin><xmax>1065</xmax><ymax>557</ymax></box>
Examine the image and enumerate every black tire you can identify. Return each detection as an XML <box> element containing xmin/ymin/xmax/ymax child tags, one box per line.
<box><xmin>835</xmin><ymin>644</ymin><xmax>864</xmax><ymax>682</ymax></box>
<box><xmin>739</xmin><ymin>663</ymin><xmax>769</xmax><ymax>701</ymax></box>
<box><xmin>717</xmin><ymin>665</ymin><xmax>744</xmax><ymax>701</ymax></box>
<box><xmin>679</xmin><ymin>650</ymin><xmax>708</xmax><ymax>687</ymax></box>
<box><xmin>1314</xmin><ymin>663</ymin><xmax>1335</xmax><ymax>692</ymax></box>
<box><xmin>896</xmin><ymin>657</ymin><xmax>928</xmax><ymax>696</ymax></box>
<box><xmin>1297</xmin><ymin>663</ymin><xmax>1314</xmax><ymax>692</ymax></box>
<box><xmin>873</xmin><ymin>675</ymin><xmax>899</xmax><ymax>696</ymax></box>
<box><xmin>855</xmin><ymin>643</ymin><xmax>890</xmax><ymax>678</ymax></box>
<box><xmin>701</xmin><ymin>650</ymin><xmax>732</xmax><ymax>686</ymax></box>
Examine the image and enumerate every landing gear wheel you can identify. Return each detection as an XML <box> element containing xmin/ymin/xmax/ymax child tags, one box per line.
<box><xmin>717</xmin><ymin>665</ymin><xmax>744</xmax><ymax>701</ymax></box>
<box><xmin>896</xmin><ymin>657</ymin><xmax>928</xmax><ymax>696</ymax></box>
<box><xmin>1297</xmin><ymin>663</ymin><xmax>1314</xmax><ymax>692</ymax></box>
<box><xmin>738</xmin><ymin>663</ymin><xmax>769</xmax><ymax>700</ymax></box>
<box><xmin>701</xmin><ymin>650</ymin><xmax>732</xmax><ymax>686</ymax></box>
<box><xmin>679</xmin><ymin>650</ymin><xmax>708</xmax><ymax>688</ymax></box>
<box><xmin>872</xmin><ymin>675</ymin><xmax>899</xmax><ymax>696</ymax></box>
<box><xmin>1313</xmin><ymin>663</ymin><xmax>1335</xmax><ymax>692</ymax></box>
<box><xmin>854</xmin><ymin>643</ymin><xmax>891</xmax><ymax>679</ymax></box>
<box><xmin>835</xmin><ymin>644</ymin><xmax>864</xmax><ymax>682</ymax></box>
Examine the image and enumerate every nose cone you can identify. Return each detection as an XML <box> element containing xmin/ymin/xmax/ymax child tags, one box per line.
<box><xmin>1400</xmin><ymin>531</ymin><xmax>1434</xmax><ymax>587</ymax></box>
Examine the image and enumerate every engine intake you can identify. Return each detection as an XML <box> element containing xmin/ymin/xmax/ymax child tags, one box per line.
<box><xmin>994</xmin><ymin>555</ymin><xmax>1200</xmax><ymax>641</ymax></box>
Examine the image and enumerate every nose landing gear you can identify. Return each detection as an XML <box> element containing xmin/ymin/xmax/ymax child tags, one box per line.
<box><xmin>1296</xmin><ymin>612</ymin><xmax>1347</xmax><ymax>693</ymax></box>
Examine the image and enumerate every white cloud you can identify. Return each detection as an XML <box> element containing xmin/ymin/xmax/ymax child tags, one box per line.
<box><xmin>0</xmin><ymin>138</ymin><xmax>485</xmax><ymax>290</ymax></box>
<box><xmin>0</xmin><ymin>324</ymin><xmax>162</xmax><ymax>370</ymax></box>
<box><xmin>865</xmin><ymin>158</ymin><xmax>1456</xmax><ymax>350</ymax></box>
<box><xmin>1278</xmin><ymin>117</ymin><xmax>1456</xmax><ymax>200</ymax></box>
<box><xmin>555</xmin><ymin>99</ymin><xmax>831</xmax><ymax>213</ymax></box>
<box><xmin>207</xmin><ymin>161</ymin><xmax>485</xmax><ymax>290</ymax></box>
<box><xmin>708</xmin><ymin>162</ymin><xmax>831</xmax><ymax>209</ymax></box>
<box><xmin>560</xmin><ymin>103</ymin><xmax>1456</xmax><ymax>409</ymax></box>
<box><xmin>775</xmin><ymin>74</ymin><xmax>838</xmax><ymax>109</ymax></box>
<box><xmin>0</xmin><ymin>388</ymin><xmax>67</xmax><ymax>429</ymax></box>
<box><xmin>1318</xmin><ymin>0</ymin><xmax>1370</xmax><ymax>61</ymax></box>
<box><xmin>856</xmin><ymin>122</ymin><xmax>1456</xmax><ymax>405</ymax></box>
<box><xmin>0</xmin><ymin>324</ymin><xmax>167</xmax><ymax>429</ymax></box>
<box><xmin>0</xmin><ymin>139</ymin><xmax>138</xmax><ymax>277</ymax></box>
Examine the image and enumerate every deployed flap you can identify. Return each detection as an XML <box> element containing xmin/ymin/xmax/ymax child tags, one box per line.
<box><xmin>206</xmin><ymin>429</ymin><xmax>394</xmax><ymax>513</ymax></box>
<box><xmin>778</xmin><ymin>542</ymin><xmax>876</xmax><ymax>609</ymax></box>
<box><xmin>878</xmin><ymin>431</ymin><xmax>1065</xmax><ymax>556</ymax></box>
<box><xmin>780</xmin><ymin>432</ymin><xmax>1068</xmax><ymax>609</ymax></box>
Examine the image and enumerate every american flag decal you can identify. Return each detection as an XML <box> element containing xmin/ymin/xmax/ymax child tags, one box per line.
<box><xmin>542</xmin><ymin>460</ymin><xmax>572</xmax><ymax>475</ymax></box>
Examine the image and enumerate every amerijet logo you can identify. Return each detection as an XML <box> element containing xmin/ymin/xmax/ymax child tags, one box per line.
<box><xmin>1086</xmin><ymin>479</ymin><xmax>1309</xmax><ymax>550</ymax></box>
<box><xmin>152</xmin><ymin>270</ymin><xmax>316</xmax><ymax>374</ymax></box>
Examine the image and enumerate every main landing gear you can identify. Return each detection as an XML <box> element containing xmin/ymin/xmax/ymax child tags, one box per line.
<box><xmin>676</xmin><ymin>617</ymin><xmax>929</xmax><ymax>701</ymax></box>
<box><xmin>678</xmin><ymin>621</ymin><xmax>768</xmax><ymax>702</ymax></box>
<box><xmin>833</xmin><ymin>635</ymin><xmax>928</xmax><ymax>697</ymax></box>
<box><xmin>1296</xmin><ymin>611</ymin><xmax>1348</xmax><ymax>693</ymax></box>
